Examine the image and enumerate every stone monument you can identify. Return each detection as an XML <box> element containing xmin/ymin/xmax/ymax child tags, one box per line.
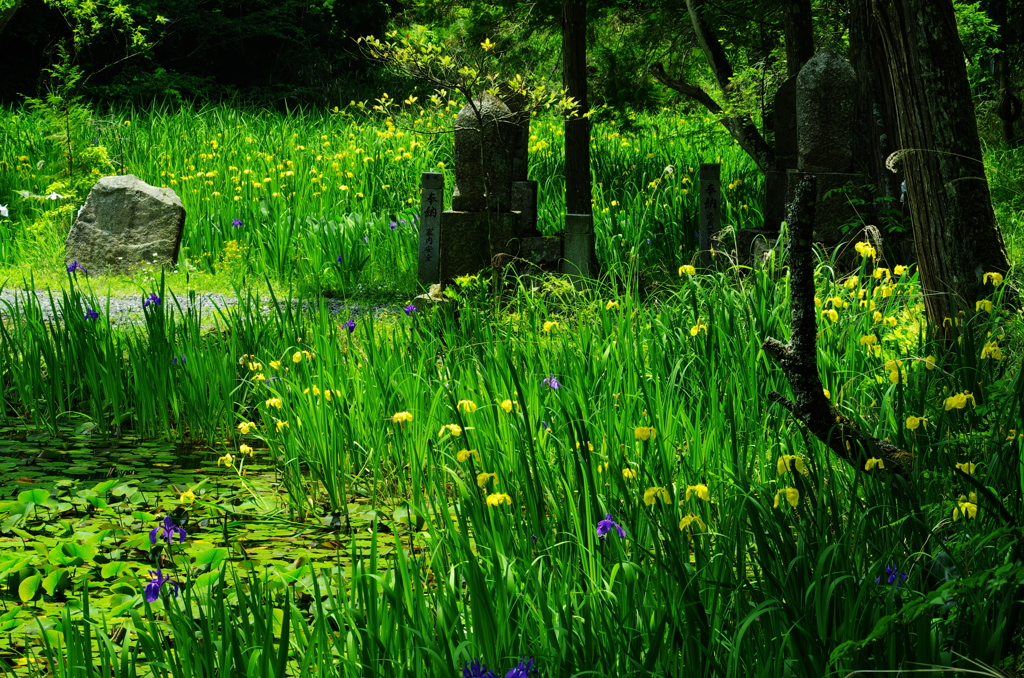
<box><xmin>795</xmin><ymin>50</ymin><xmax>869</xmax><ymax>244</ymax></box>
<box><xmin>65</xmin><ymin>175</ymin><xmax>185</xmax><ymax>274</ymax></box>
<box><xmin>432</xmin><ymin>90</ymin><xmax>556</xmax><ymax>283</ymax></box>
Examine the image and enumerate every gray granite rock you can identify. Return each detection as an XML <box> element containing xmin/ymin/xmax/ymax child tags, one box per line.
<box><xmin>65</xmin><ymin>175</ymin><xmax>185</xmax><ymax>274</ymax></box>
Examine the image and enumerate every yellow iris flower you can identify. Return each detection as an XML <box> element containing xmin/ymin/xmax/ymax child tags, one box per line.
<box><xmin>943</xmin><ymin>392</ymin><xmax>976</xmax><ymax>410</ymax></box>
<box><xmin>486</xmin><ymin>493</ymin><xmax>511</xmax><ymax>506</ymax></box>
<box><xmin>685</xmin><ymin>483</ymin><xmax>710</xmax><ymax>501</ymax></box>
<box><xmin>774</xmin><ymin>488</ymin><xmax>800</xmax><ymax>508</ymax></box>
<box><xmin>634</xmin><ymin>426</ymin><xmax>656</xmax><ymax>441</ymax></box>
<box><xmin>679</xmin><ymin>513</ymin><xmax>706</xmax><ymax>532</ymax></box>
<box><xmin>776</xmin><ymin>455</ymin><xmax>807</xmax><ymax>475</ymax></box>
<box><xmin>953</xmin><ymin>493</ymin><xmax>978</xmax><ymax>520</ymax></box>
<box><xmin>643</xmin><ymin>486</ymin><xmax>670</xmax><ymax>505</ymax></box>
<box><xmin>439</xmin><ymin>423</ymin><xmax>462</xmax><ymax>437</ymax></box>
<box><xmin>457</xmin><ymin>449</ymin><xmax>480</xmax><ymax>463</ymax></box>
<box><xmin>983</xmin><ymin>271</ymin><xmax>1003</xmax><ymax>286</ymax></box>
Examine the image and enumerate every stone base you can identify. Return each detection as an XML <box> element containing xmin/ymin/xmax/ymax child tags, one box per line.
<box><xmin>440</xmin><ymin>211</ymin><xmax>489</xmax><ymax>280</ymax></box>
<box><xmin>522</xmin><ymin>236</ymin><xmax>563</xmax><ymax>267</ymax></box>
<box><xmin>439</xmin><ymin>211</ymin><xmax>526</xmax><ymax>281</ymax></box>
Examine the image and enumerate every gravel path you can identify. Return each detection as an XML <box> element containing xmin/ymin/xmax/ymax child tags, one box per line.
<box><xmin>0</xmin><ymin>288</ymin><xmax>381</xmax><ymax>327</ymax></box>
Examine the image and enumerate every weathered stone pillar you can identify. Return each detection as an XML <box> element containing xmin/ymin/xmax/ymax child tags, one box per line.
<box><xmin>418</xmin><ymin>172</ymin><xmax>443</xmax><ymax>285</ymax></box>
<box><xmin>699</xmin><ymin>164</ymin><xmax>721</xmax><ymax>266</ymax></box>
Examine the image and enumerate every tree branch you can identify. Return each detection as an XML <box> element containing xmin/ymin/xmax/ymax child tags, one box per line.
<box><xmin>648</xmin><ymin>62</ymin><xmax>775</xmax><ymax>174</ymax></box>
<box><xmin>763</xmin><ymin>173</ymin><xmax>913</xmax><ymax>480</ymax></box>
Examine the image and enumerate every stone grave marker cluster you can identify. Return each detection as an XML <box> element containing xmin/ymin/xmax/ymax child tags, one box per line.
<box><xmin>418</xmin><ymin>90</ymin><xmax>563</xmax><ymax>286</ymax></box>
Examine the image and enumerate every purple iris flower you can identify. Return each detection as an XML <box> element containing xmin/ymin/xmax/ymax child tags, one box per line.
<box><xmin>542</xmin><ymin>374</ymin><xmax>560</xmax><ymax>390</ymax></box>
<box><xmin>67</xmin><ymin>260</ymin><xmax>86</xmax><ymax>274</ymax></box>
<box><xmin>84</xmin><ymin>308</ymin><xmax>99</xmax><ymax>320</ymax></box>
<box><xmin>171</xmin><ymin>355</ymin><xmax>186</xmax><ymax>365</ymax></box>
<box><xmin>596</xmin><ymin>513</ymin><xmax>626</xmax><ymax>540</ymax></box>
<box><xmin>144</xmin><ymin>569</ymin><xmax>180</xmax><ymax>603</ymax></box>
<box><xmin>143</xmin><ymin>293</ymin><xmax>161</xmax><ymax>308</ymax></box>
<box><xmin>231</xmin><ymin>218</ymin><xmax>243</xmax><ymax>228</ymax></box>
<box><xmin>345</xmin><ymin>319</ymin><xmax>356</xmax><ymax>333</ymax></box>
<box><xmin>389</xmin><ymin>221</ymin><xmax>398</xmax><ymax>230</ymax></box>
<box><xmin>505</xmin><ymin>658</ymin><xmax>539</xmax><ymax>678</ymax></box>
<box><xmin>462</xmin><ymin>660</ymin><xmax>498</xmax><ymax>678</ymax></box>
<box><xmin>336</xmin><ymin>254</ymin><xmax>344</xmax><ymax>264</ymax></box>
<box><xmin>876</xmin><ymin>564</ymin><xmax>907</xmax><ymax>586</ymax></box>
<box><xmin>540</xmin><ymin>419</ymin><xmax>549</xmax><ymax>430</ymax></box>
<box><xmin>404</xmin><ymin>304</ymin><xmax>417</xmax><ymax>316</ymax></box>
<box><xmin>150</xmin><ymin>516</ymin><xmax>187</xmax><ymax>545</ymax></box>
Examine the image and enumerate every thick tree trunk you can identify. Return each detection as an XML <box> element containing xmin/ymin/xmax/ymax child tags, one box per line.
<box><xmin>849</xmin><ymin>0</ymin><xmax>907</xmax><ymax>255</ymax></box>
<box><xmin>873</xmin><ymin>0</ymin><xmax>1009</xmax><ymax>326</ymax></box>
<box><xmin>563</xmin><ymin>0</ymin><xmax>591</xmax><ymax>216</ymax></box>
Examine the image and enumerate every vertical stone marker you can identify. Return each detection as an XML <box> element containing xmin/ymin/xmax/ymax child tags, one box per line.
<box><xmin>796</xmin><ymin>49</ymin><xmax>864</xmax><ymax>244</ymax></box>
<box><xmin>418</xmin><ymin>172</ymin><xmax>443</xmax><ymax>285</ymax></box>
<box><xmin>562</xmin><ymin>213</ymin><xmax>593</xmax><ymax>279</ymax></box>
<box><xmin>699</xmin><ymin>163</ymin><xmax>721</xmax><ymax>266</ymax></box>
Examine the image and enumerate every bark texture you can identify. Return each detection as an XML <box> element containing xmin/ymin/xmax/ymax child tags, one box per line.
<box><xmin>562</xmin><ymin>0</ymin><xmax>591</xmax><ymax>216</ymax></box>
<box><xmin>849</xmin><ymin>0</ymin><xmax>904</xmax><ymax>213</ymax></box>
<box><xmin>783</xmin><ymin>0</ymin><xmax>814</xmax><ymax>78</ymax></box>
<box><xmin>873</xmin><ymin>0</ymin><xmax>1009</xmax><ymax>325</ymax></box>
<box><xmin>763</xmin><ymin>174</ymin><xmax>912</xmax><ymax>479</ymax></box>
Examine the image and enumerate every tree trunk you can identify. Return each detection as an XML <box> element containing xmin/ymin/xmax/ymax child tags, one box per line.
<box><xmin>783</xmin><ymin>0</ymin><xmax>814</xmax><ymax>78</ymax></box>
<box><xmin>872</xmin><ymin>0</ymin><xmax>1009</xmax><ymax>326</ymax></box>
<box><xmin>563</xmin><ymin>0</ymin><xmax>591</xmax><ymax>216</ymax></box>
<box><xmin>0</xmin><ymin>0</ymin><xmax>23</xmax><ymax>36</ymax></box>
<box><xmin>849</xmin><ymin>0</ymin><xmax>907</xmax><ymax>257</ymax></box>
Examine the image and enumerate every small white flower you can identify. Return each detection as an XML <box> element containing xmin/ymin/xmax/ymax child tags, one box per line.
<box><xmin>0</xmin><ymin>204</ymin><xmax>8</xmax><ymax>218</ymax></box>
<box><xmin>664</xmin><ymin>165</ymin><xmax>675</xmax><ymax>175</ymax></box>
<box><xmin>45</xmin><ymin>192</ymin><xmax>64</xmax><ymax>200</ymax></box>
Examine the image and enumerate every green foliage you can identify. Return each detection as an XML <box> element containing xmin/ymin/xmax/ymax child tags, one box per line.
<box><xmin>1</xmin><ymin>253</ymin><xmax>1022</xmax><ymax>675</ymax></box>
<box><xmin>359</xmin><ymin>25</ymin><xmax>578</xmax><ymax>117</ymax></box>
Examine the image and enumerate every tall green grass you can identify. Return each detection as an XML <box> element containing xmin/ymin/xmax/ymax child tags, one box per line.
<box><xmin>0</xmin><ymin>103</ymin><xmax>762</xmax><ymax>294</ymax></box>
<box><xmin>1</xmin><ymin>245</ymin><xmax>1021</xmax><ymax>676</ymax></box>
